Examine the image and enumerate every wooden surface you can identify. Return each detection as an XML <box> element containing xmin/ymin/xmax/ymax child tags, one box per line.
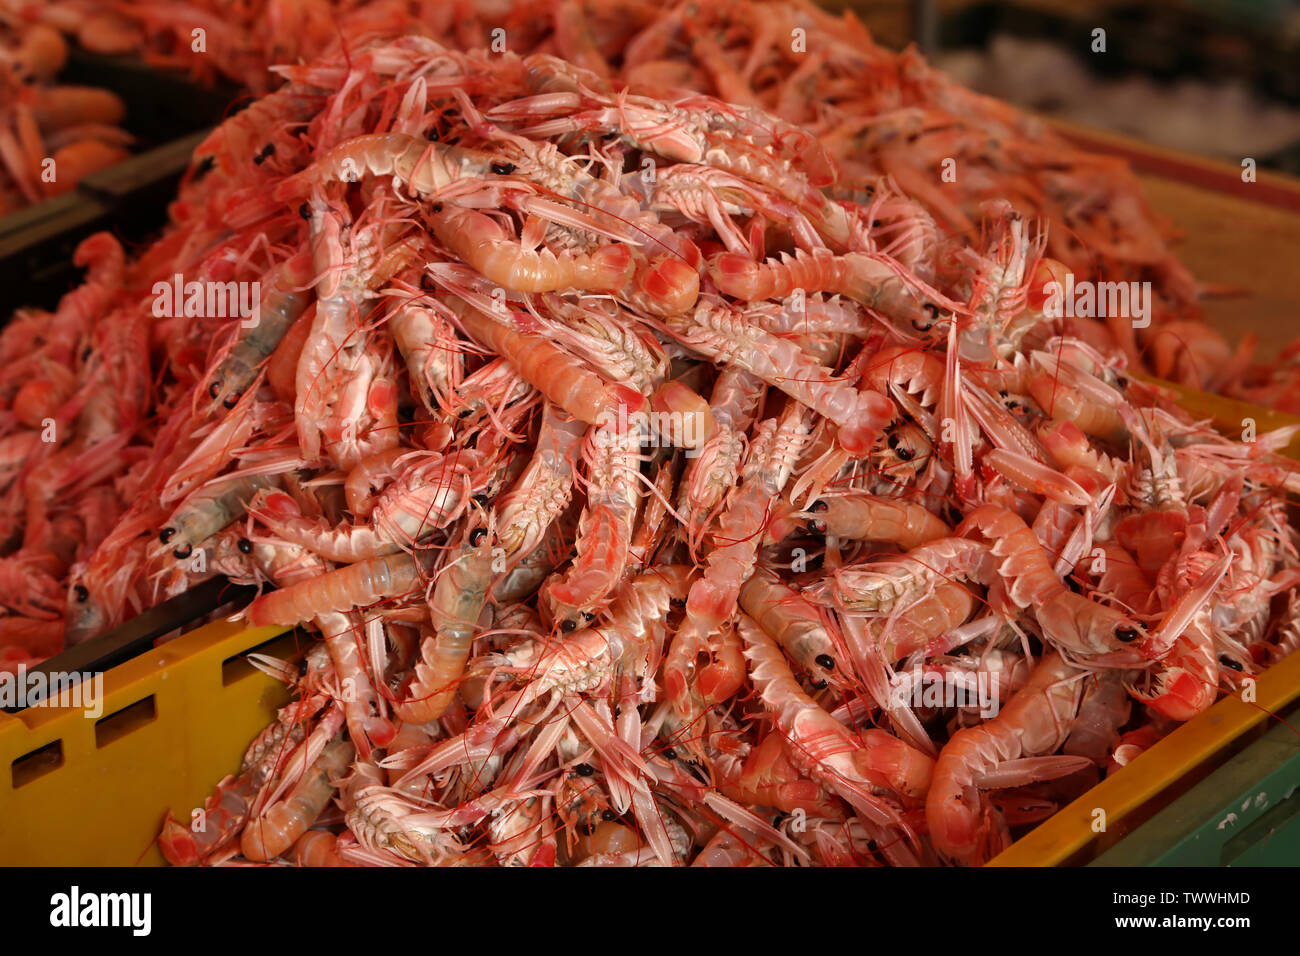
<box><xmin>1141</xmin><ymin>174</ymin><xmax>1300</xmax><ymax>358</ymax></box>
<box><xmin>1053</xmin><ymin>121</ymin><xmax>1300</xmax><ymax>361</ymax></box>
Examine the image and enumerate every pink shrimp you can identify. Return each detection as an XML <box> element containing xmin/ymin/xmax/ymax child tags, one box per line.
<box><xmin>540</xmin><ymin>417</ymin><xmax>643</xmax><ymax>629</ymax></box>
<box><xmin>251</xmin><ymin>450</ymin><xmax>484</xmax><ymax>562</ymax></box>
<box><xmin>430</xmin><ymin>202</ymin><xmax>635</xmax><ymax>294</ymax></box>
<box><xmin>667</xmin><ymin>300</ymin><xmax>893</xmax><ymax>455</ymax></box>
<box><xmin>245</xmin><ymin>551</ymin><xmax>427</xmax><ymax>628</ymax></box>
<box><xmin>275</xmin><ymin>133</ymin><xmax>496</xmax><ymax>200</ymax></box>
<box><xmin>846</xmin><ymin>582</ymin><xmax>980</xmax><ymax>665</ymax></box>
<box><xmin>709</xmin><ymin>249</ymin><xmax>937</xmax><ymax>328</ymax></box>
<box><xmin>241</xmin><ymin>740</ymin><xmax>355</xmax><ymax>863</ymax></box>
<box><xmin>957</xmin><ymin>504</ymin><xmax>1148</xmax><ymax>664</ymax></box>
<box><xmin>393</xmin><ymin>527</ymin><xmax>495</xmax><ymax>724</ymax></box>
<box><xmin>739</xmin><ymin>569</ymin><xmax>844</xmax><ymax>685</ymax></box>
<box><xmin>740</xmin><ymin>615</ymin><xmax>930</xmax><ymax>863</ymax></box>
<box><xmin>804</xmin><ymin>492</ymin><xmax>952</xmax><ymax>550</ymax></box>
<box><xmin>441</xmin><ymin>290</ymin><xmax>644</xmax><ymax>427</ymax></box>
<box><xmin>926</xmin><ymin>652</ymin><xmax>1091</xmax><ymax>865</ymax></box>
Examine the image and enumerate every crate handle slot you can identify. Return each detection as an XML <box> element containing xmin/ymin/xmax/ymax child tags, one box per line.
<box><xmin>94</xmin><ymin>695</ymin><xmax>157</xmax><ymax>749</ymax></box>
<box><xmin>11</xmin><ymin>739</ymin><xmax>63</xmax><ymax>788</ymax></box>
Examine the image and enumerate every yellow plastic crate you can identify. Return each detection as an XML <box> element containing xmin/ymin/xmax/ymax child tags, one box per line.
<box><xmin>2</xmin><ymin>385</ymin><xmax>1297</xmax><ymax>867</ymax></box>
<box><xmin>0</xmin><ymin>619</ymin><xmax>293</xmax><ymax>865</ymax></box>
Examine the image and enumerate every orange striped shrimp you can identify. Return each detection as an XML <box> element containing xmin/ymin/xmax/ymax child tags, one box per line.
<box><xmin>205</xmin><ymin>249</ymin><xmax>315</xmax><ymax>411</ymax></box>
<box><xmin>677</xmin><ymin>367</ymin><xmax>764</xmax><ymax>547</ymax></box>
<box><xmin>716</xmin><ymin>731</ymin><xmax>841</xmax><ymax>818</ymax></box>
<box><xmin>295</xmin><ymin>192</ymin><xmax>417</xmax><ymax>465</ymax></box>
<box><xmin>275</xmin><ymin>133</ymin><xmax>497</xmax><ymax>201</ymax></box>
<box><xmin>289</xmin><ymin>830</ymin><xmax>353</xmax><ymax>867</ymax></box>
<box><xmin>540</xmin><ymin>293</ymin><xmax>671</xmax><ymax>397</ymax></box>
<box><xmin>495</xmin><ymin>403</ymin><xmax>586</xmax><ymax>561</ymax></box>
<box><xmin>862</xmin><ymin>344</ymin><xmax>945</xmax><ymax>410</ymax></box>
<box><xmin>343</xmin><ymin>447</ymin><xmax>409</xmax><ymax>519</ymax></box>
<box><xmin>1025</xmin><ymin>352</ymin><xmax>1129</xmax><ymax>442</ymax></box>
<box><xmin>429</xmin><ymin>202</ymin><xmax>635</xmax><ymax>295</ymax></box>
<box><xmin>810</xmin><ymin>537</ymin><xmax>996</xmax><ymax>614</ymax></box>
<box><xmin>1133</xmin><ymin>552</ymin><xmax>1231</xmax><ymax>721</ymax></box>
<box><xmin>846</xmin><ymin>581</ymin><xmax>980</xmax><ymax>665</ymax></box>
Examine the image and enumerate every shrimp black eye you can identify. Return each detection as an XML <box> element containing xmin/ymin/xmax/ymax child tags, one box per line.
<box><xmin>815</xmin><ymin>654</ymin><xmax>835</xmax><ymax>671</ymax></box>
<box><xmin>195</xmin><ymin>155</ymin><xmax>215</xmax><ymax>176</ymax></box>
<box><xmin>298</xmin><ymin>202</ymin><xmax>311</xmax><ymax>220</ymax></box>
<box><xmin>601</xmin><ymin>809</ymin><xmax>616</xmax><ymax>821</ymax></box>
<box><xmin>582</xmin><ymin>611</ymin><xmax>595</xmax><ymax>622</ymax></box>
<box><xmin>923</xmin><ymin>303</ymin><xmax>939</xmax><ymax>319</ymax></box>
<box><xmin>237</xmin><ymin>537</ymin><xmax>253</xmax><ymax>554</ymax></box>
<box><xmin>469</xmin><ymin>527</ymin><xmax>487</xmax><ymax>546</ymax></box>
<box><xmin>663</xmin><ymin>747</ymin><xmax>678</xmax><ymax>760</ymax></box>
<box><xmin>1219</xmin><ymin>656</ymin><xmax>1243</xmax><ymax>672</ymax></box>
<box><xmin>223</xmin><ymin>396</ymin><xmax>238</xmax><ymax>409</ymax></box>
<box><xmin>1116</xmin><ymin>376</ymin><xmax>1129</xmax><ymax>388</ymax></box>
<box><xmin>887</xmin><ymin>433</ymin><xmax>900</xmax><ymax>450</ymax></box>
<box><xmin>209</xmin><ymin>381</ymin><xmax>222</xmax><ymax>398</ymax></box>
<box><xmin>811</xmin><ymin>679</ymin><xmax>828</xmax><ymax>689</ymax></box>
<box><xmin>1115</xmin><ymin>625</ymin><xmax>1140</xmax><ymax>643</ymax></box>
<box><xmin>912</xmin><ymin>318</ymin><xmax>932</xmax><ymax>332</ymax></box>
<box><xmin>431</xmin><ymin>202</ymin><xmax>444</xmax><ymax>213</ymax></box>
<box><xmin>998</xmin><ymin>390</ymin><xmax>1009</xmax><ymax>398</ymax></box>
<box><xmin>473</xmin><ymin>494</ymin><xmax>489</xmax><ymax>507</ymax></box>
<box><xmin>160</xmin><ymin>527</ymin><xmax>176</xmax><ymax>544</ymax></box>
<box><xmin>173</xmin><ymin>543</ymin><xmax>193</xmax><ymax>560</ymax></box>
<box><xmin>561</xmin><ymin>618</ymin><xmax>577</xmax><ymax>633</ymax></box>
<box><xmin>457</xmin><ymin>408</ymin><xmax>473</xmax><ymax>419</ymax></box>
<box><xmin>491</xmin><ymin>162</ymin><xmax>516</xmax><ymax>175</ymax></box>
<box><xmin>574</xmin><ymin>763</ymin><xmax>595</xmax><ymax>777</ymax></box>
<box><xmin>807</xmin><ymin>519</ymin><xmax>827</xmax><ymax>535</ymax></box>
<box><xmin>809</xmin><ymin>499</ymin><xmax>828</xmax><ymax>512</ymax></box>
<box><xmin>895</xmin><ymin>446</ymin><xmax>915</xmax><ymax>461</ymax></box>
<box><xmin>253</xmin><ymin>143</ymin><xmax>274</xmax><ymax>164</ymax></box>
<box><xmin>74</xmin><ymin>585</ymin><xmax>89</xmax><ymax>603</ymax></box>
<box><xmin>298</xmin><ymin>659</ymin><xmax>309</xmax><ymax>677</ymax></box>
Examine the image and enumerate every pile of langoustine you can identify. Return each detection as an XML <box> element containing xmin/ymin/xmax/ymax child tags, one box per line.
<box><xmin>37</xmin><ymin>36</ymin><xmax>1281</xmax><ymax>868</ymax></box>
<box><xmin>13</xmin><ymin>0</ymin><xmax>1204</xmax><ymax>338</ymax></box>
<box><xmin>0</xmin><ymin>16</ymin><xmax>133</xmax><ymax>211</ymax></box>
